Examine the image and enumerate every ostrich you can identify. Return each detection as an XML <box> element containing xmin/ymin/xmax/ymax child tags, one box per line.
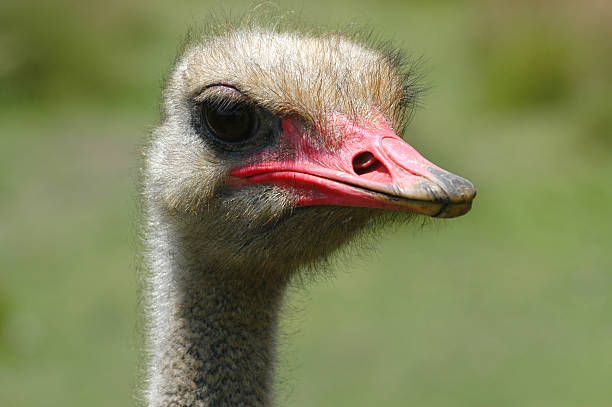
<box><xmin>142</xmin><ymin>25</ymin><xmax>475</xmax><ymax>407</ymax></box>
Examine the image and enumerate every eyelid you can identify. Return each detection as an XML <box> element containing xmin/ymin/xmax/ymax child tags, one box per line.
<box><xmin>193</xmin><ymin>84</ymin><xmax>247</xmax><ymax>105</ymax></box>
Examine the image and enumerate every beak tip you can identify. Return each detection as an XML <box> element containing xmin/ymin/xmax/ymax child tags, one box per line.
<box><xmin>420</xmin><ymin>167</ymin><xmax>476</xmax><ymax>218</ymax></box>
<box><xmin>435</xmin><ymin>200</ymin><xmax>474</xmax><ymax>218</ymax></box>
<box><xmin>427</xmin><ymin>167</ymin><xmax>476</xmax><ymax>202</ymax></box>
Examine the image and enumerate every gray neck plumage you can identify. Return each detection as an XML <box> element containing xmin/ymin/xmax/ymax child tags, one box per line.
<box><xmin>144</xmin><ymin>211</ymin><xmax>286</xmax><ymax>407</ymax></box>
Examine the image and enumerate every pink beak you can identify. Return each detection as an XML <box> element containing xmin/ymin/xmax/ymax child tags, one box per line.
<box><xmin>228</xmin><ymin>114</ymin><xmax>476</xmax><ymax>218</ymax></box>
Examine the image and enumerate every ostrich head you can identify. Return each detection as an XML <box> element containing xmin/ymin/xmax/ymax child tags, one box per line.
<box><xmin>144</xmin><ymin>28</ymin><xmax>476</xmax><ymax>280</ymax></box>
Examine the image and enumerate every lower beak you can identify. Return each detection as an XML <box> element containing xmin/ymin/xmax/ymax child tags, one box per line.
<box><xmin>228</xmin><ymin>115</ymin><xmax>476</xmax><ymax>218</ymax></box>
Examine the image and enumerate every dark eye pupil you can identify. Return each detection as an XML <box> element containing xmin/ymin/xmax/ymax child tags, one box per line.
<box><xmin>203</xmin><ymin>103</ymin><xmax>253</xmax><ymax>143</ymax></box>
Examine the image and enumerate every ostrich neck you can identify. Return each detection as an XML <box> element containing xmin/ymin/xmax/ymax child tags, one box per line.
<box><xmin>145</xmin><ymin>216</ymin><xmax>286</xmax><ymax>407</ymax></box>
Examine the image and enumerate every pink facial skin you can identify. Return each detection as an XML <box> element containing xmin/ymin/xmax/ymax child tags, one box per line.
<box><xmin>228</xmin><ymin>113</ymin><xmax>475</xmax><ymax>218</ymax></box>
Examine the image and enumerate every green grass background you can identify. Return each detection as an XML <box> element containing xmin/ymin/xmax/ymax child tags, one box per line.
<box><xmin>1</xmin><ymin>1</ymin><xmax>611</xmax><ymax>406</ymax></box>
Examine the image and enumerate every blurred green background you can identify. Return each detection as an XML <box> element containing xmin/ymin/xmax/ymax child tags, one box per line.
<box><xmin>1</xmin><ymin>0</ymin><xmax>611</xmax><ymax>406</ymax></box>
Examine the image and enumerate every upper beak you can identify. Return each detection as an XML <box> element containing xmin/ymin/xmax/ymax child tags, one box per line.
<box><xmin>228</xmin><ymin>114</ymin><xmax>476</xmax><ymax>218</ymax></box>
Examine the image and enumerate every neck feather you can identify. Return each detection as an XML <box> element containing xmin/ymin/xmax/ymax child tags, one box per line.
<box><xmin>144</xmin><ymin>211</ymin><xmax>287</xmax><ymax>407</ymax></box>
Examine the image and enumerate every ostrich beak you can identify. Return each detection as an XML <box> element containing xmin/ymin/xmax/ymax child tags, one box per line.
<box><xmin>228</xmin><ymin>114</ymin><xmax>476</xmax><ymax>218</ymax></box>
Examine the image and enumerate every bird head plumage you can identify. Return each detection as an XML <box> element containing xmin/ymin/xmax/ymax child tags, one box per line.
<box><xmin>144</xmin><ymin>23</ymin><xmax>475</xmax><ymax>278</ymax></box>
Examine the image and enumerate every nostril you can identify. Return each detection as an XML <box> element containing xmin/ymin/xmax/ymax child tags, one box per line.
<box><xmin>351</xmin><ymin>151</ymin><xmax>392</xmax><ymax>182</ymax></box>
<box><xmin>352</xmin><ymin>152</ymin><xmax>377</xmax><ymax>174</ymax></box>
<box><xmin>353</xmin><ymin>152</ymin><xmax>376</xmax><ymax>169</ymax></box>
<box><xmin>352</xmin><ymin>151</ymin><xmax>389</xmax><ymax>177</ymax></box>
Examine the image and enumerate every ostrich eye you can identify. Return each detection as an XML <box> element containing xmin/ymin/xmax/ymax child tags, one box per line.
<box><xmin>202</xmin><ymin>102</ymin><xmax>256</xmax><ymax>144</ymax></box>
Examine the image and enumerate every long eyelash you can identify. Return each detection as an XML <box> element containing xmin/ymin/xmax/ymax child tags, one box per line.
<box><xmin>206</xmin><ymin>97</ymin><xmax>242</xmax><ymax>112</ymax></box>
